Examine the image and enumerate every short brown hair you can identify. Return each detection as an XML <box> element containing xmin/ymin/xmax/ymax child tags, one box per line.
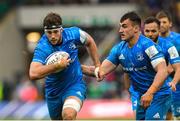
<box><xmin>43</xmin><ymin>12</ymin><xmax>62</xmax><ymax>29</ymax></box>
<box><xmin>120</xmin><ymin>11</ymin><xmax>141</xmax><ymax>27</ymax></box>
<box><xmin>144</xmin><ymin>16</ymin><xmax>160</xmax><ymax>28</ymax></box>
<box><xmin>156</xmin><ymin>10</ymin><xmax>172</xmax><ymax>22</ymax></box>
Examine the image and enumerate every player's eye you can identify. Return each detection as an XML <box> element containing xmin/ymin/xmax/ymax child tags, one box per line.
<box><xmin>47</xmin><ymin>31</ymin><xmax>52</xmax><ymax>34</ymax></box>
<box><xmin>53</xmin><ymin>30</ymin><xmax>59</xmax><ymax>34</ymax></box>
<box><xmin>145</xmin><ymin>30</ymin><xmax>149</xmax><ymax>33</ymax></box>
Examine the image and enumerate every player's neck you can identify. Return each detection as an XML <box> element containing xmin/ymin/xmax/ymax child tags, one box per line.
<box><xmin>57</xmin><ymin>36</ymin><xmax>63</xmax><ymax>45</ymax></box>
<box><xmin>160</xmin><ymin>30</ymin><xmax>170</xmax><ymax>37</ymax></box>
<box><xmin>128</xmin><ymin>33</ymin><xmax>140</xmax><ymax>48</ymax></box>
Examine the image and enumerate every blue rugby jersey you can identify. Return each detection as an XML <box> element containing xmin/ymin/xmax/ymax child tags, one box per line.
<box><xmin>158</xmin><ymin>37</ymin><xmax>180</xmax><ymax>65</ymax></box>
<box><xmin>32</xmin><ymin>27</ymin><xmax>86</xmax><ymax>97</ymax></box>
<box><xmin>159</xmin><ymin>31</ymin><xmax>180</xmax><ymax>55</ymax></box>
<box><xmin>107</xmin><ymin>34</ymin><xmax>171</xmax><ymax>96</ymax></box>
<box><xmin>159</xmin><ymin>31</ymin><xmax>180</xmax><ymax>99</ymax></box>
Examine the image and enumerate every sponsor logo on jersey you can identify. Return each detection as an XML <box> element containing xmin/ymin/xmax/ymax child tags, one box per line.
<box><xmin>76</xmin><ymin>91</ymin><xmax>82</xmax><ymax>97</ymax></box>
<box><xmin>168</xmin><ymin>46</ymin><xmax>179</xmax><ymax>59</ymax></box>
<box><xmin>145</xmin><ymin>45</ymin><xmax>158</xmax><ymax>58</ymax></box>
<box><xmin>122</xmin><ymin>66</ymin><xmax>147</xmax><ymax>72</ymax></box>
<box><xmin>153</xmin><ymin>112</ymin><xmax>160</xmax><ymax>119</ymax></box>
<box><xmin>119</xmin><ymin>54</ymin><xmax>125</xmax><ymax>60</ymax></box>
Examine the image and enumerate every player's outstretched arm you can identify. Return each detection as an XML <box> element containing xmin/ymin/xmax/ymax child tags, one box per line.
<box><xmin>167</xmin><ymin>64</ymin><xmax>174</xmax><ymax>74</ymax></box>
<box><xmin>84</xmin><ymin>33</ymin><xmax>100</xmax><ymax>68</ymax></box>
<box><xmin>141</xmin><ymin>59</ymin><xmax>168</xmax><ymax>108</ymax></box>
<box><xmin>29</xmin><ymin>57</ymin><xmax>70</xmax><ymax>80</ymax></box>
<box><xmin>169</xmin><ymin>63</ymin><xmax>180</xmax><ymax>91</ymax></box>
<box><xmin>81</xmin><ymin>65</ymin><xmax>95</xmax><ymax>77</ymax></box>
<box><xmin>97</xmin><ymin>59</ymin><xmax>117</xmax><ymax>82</ymax></box>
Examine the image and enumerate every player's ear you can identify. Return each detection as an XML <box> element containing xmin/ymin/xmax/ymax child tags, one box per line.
<box><xmin>134</xmin><ymin>25</ymin><xmax>139</xmax><ymax>33</ymax></box>
<box><xmin>169</xmin><ymin>21</ymin><xmax>172</xmax><ymax>28</ymax></box>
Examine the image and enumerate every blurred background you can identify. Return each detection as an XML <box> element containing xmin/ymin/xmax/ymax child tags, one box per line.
<box><xmin>0</xmin><ymin>0</ymin><xmax>180</xmax><ymax>120</ymax></box>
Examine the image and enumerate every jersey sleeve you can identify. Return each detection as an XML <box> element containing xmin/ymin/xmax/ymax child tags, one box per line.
<box><xmin>166</xmin><ymin>41</ymin><xmax>180</xmax><ymax>64</ymax></box>
<box><xmin>144</xmin><ymin>41</ymin><xmax>165</xmax><ymax>68</ymax></box>
<box><xmin>69</xmin><ymin>27</ymin><xmax>87</xmax><ymax>45</ymax></box>
<box><xmin>106</xmin><ymin>44</ymin><xmax>120</xmax><ymax>66</ymax></box>
<box><xmin>32</xmin><ymin>43</ymin><xmax>48</xmax><ymax>65</ymax></box>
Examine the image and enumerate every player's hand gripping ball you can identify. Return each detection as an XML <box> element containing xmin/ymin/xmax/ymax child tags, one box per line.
<box><xmin>46</xmin><ymin>51</ymin><xmax>70</xmax><ymax>72</ymax></box>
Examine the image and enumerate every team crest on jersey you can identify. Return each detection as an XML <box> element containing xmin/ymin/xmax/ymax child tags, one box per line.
<box><xmin>136</xmin><ymin>52</ymin><xmax>144</xmax><ymax>61</ymax></box>
<box><xmin>69</xmin><ymin>42</ymin><xmax>76</xmax><ymax>49</ymax></box>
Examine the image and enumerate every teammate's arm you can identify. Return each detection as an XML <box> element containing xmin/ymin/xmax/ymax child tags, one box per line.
<box><xmin>169</xmin><ymin>63</ymin><xmax>180</xmax><ymax>91</ymax></box>
<box><xmin>29</xmin><ymin>57</ymin><xmax>70</xmax><ymax>80</ymax></box>
<box><xmin>167</xmin><ymin>64</ymin><xmax>174</xmax><ymax>74</ymax></box>
<box><xmin>97</xmin><ymin>59</ymin><xmax>117</xmax><ymax>81</ymax></box>
<box><xmin>81</xmin><ymin>65</ymin><xmax>95</xmax><ymax>77</ymax></box>
<box><xmin>84</xmin><ymin>33</ymin><xmax>100</xmax><ymax>67</ymax></box>
<box><xmin>141</xmin><ymin>59</ymin><xmax>168</xmax><ymax>108</ymax></box>
<box><xmin>167</xmin><ymin>45</ymin><xmax>180</xmax><ymax>91</ymax></box>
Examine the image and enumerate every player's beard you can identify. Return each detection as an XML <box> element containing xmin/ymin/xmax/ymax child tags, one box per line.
<box><xmin>154</xmin><ymin>36</ymin><xmax>159</xmax><ymax>43</ymax></box>
<box><xmin>160</xmin><ymin>27</ymin><xmax>168</xmax><ymax>36</ymax></box>
<box><xmin>50</xmin><ymin>38</ymin><xmax>59</xmax><ymax>45</ymax></box>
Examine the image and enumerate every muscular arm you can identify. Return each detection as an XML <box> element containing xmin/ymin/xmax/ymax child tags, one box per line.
<box><xmin>98</xmin><ymin>59</ymin><xmax>117</xmax><ymax>81</ymax></box>
<box><xmin>84</xmin><ymin>33</ymin><xmax>100</xmax><ymax>67</ymax></box>
<box><xmin>81</xmin><ymin>65</ymin><xmax>95</xmax><ymax>77</ymax></box>
<box><xmin>29</xmin><ymin>57</ymin><xmax>70</xmax><ymax>80</ymax></box>
<box><xmin>171</xmin><ymin>63</ymin><xmax>180</xmax><ymax>84</ymax></box>
<box><xmin>29</xmin><ymin>62</ymin><xmax>58</xmax><ymax>80</ymax></box>
<box><xmin>167</xmin><ymin>64</ymin><xmax>174</xmax><ymax>74</ymax></box>
<box><xmin>146</xmin><ymin>60</ymin><xmax>168</xmax><ymax>95</ymax></box>
<box><xmin>141</xmin><ymin>60</ymin><xmax>168</xmax><ymax>108</ymax></box>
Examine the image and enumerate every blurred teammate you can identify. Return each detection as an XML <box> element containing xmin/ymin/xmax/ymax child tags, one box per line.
<box><xmin>144</xmin><ymin>16</ymin><xmax>180</xmax><ymax>91</ymax></box>
<box><xmin>96</xmin><ymin>11</ymin><xmax>172</xmax><ymax>120</ymax></box>
<box><xmin>29</xmin><ymin>12</ymin><xmax>100</xmax><ymax>120</ymax></box>
<box><xmin>156</xmin><ymin>10</ymin><xmax>180</xmax><ymax>120</ymax></box>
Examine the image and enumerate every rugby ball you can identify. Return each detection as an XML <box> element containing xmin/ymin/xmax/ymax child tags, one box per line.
<box><xmin>46</xmin><ymin>51</ymin><xmax>69</xmax><ymax>72</ymax></box>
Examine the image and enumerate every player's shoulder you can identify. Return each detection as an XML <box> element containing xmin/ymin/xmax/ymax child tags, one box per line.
<box><xmin>170</xmin><ymin>31</ymin><xmax>180</xmax><ymax>38</ymax></box>
<box><xmin>112</xmin><ymin>40</ymin><xmax>127</xmax><ymax>50</ymax></box>
<box><xmin>37</xmin><ymin>34</ymin><xmax>48</xmax><ymax>44</ymax></box>
<box><xmin>63</xmin><ymin>26</ymin><xmax>80</xmax><ymax>33</ymax></box>
<box><xmin>63</xmin><ymin>26</ymin><xmax>81</xmax><ymax>41</ymax></box>
<box><xmin>36</xmin><ymin>34</ymin><xmax>51</xmax><ymax>49</ymax></box>
<box><xmin>139</xmin><ymin>34</ymin><xmax>154</xmax><ymax>45</ymax></box>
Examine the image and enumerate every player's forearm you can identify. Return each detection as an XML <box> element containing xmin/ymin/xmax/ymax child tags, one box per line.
<box><xmin>147</xmin><ymin>68</ymin><xmax>168</xmax><ymax>95</ymax></box>
<box><xmin>99</xmin><ymin>60</ymin><xmax>116</xmax><ymax>77</ymax></box>
<box><xmin>172</xmin><ymin>66</ymin><xmax>180</xmax><ymax>84</ymax></box>
<box><xmin>29</xmin><ymin>64</ymin><xmax>57</xmax><ymax>80</ymax></box>
<box><xmin>167</xmin><ymin>64</ymin><xmax>174</xmax><ymax>75</ymax></box>
<box><xmin>85</xmin><ymin>39</ymin><xmax>100</xmax><ymax>67</ymax></box>
<box><xmin>81</xmin><ymin>65</ymin><xmax>95</xmax><ymax>76</ymax></box>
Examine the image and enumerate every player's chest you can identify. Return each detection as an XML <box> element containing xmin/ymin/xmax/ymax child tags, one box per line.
<box><xmin>51</xmin><ymin>42</ymin><xmax>77</xmax><ymax>53</ymax></box>
<box><xmin>119</xmin><ymin>47</ymin><xmax>147</xmax><ymax>68</ymax></box>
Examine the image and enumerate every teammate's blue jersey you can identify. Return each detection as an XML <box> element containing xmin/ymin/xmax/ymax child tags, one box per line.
<box><xmin>159</xmin><ymin>31</ymin><xmax>180</xmax><ymax>107</ymax></box>
<box><xmin>157</xmin><ymin>37</ymin><xmax>180</xmax><ymax>65</ymax></box>
<box><xmin>107</xmin><ymin>34</ymin><xmax>171</xmax><ymax>96</ymax></box>
<box><xmin>32</xmin><ymin>27</ymin><xmax>86</xmax><ymax>98</ymax></box>
<box><xmin>159</xmin><ymin>31</ymin><xmax>180</xmax><ymax>55</ymax></box>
